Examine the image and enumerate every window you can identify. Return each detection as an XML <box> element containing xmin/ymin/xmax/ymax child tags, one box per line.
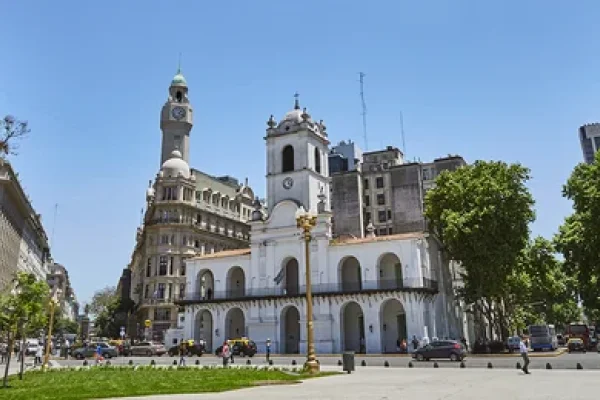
<box><xmin>179</xmin><ymin>283</ymin><xmax>186</xmax><ymax>299</ymax></box>
<box><xmin>176</xmin><ymin>91</ymin><xmax>182</xmax><ymax>102</ymax></box>
<box><xmin>379</xmin><ymin>228</ymin><xmax>387</xmax><ymax>236</ymax></box>
<box><xmin>159</xmin><ymin>256</ymin><xmax>168</xmax><ymax>276</ymax></box>
<box><xmin>180</xmin><ymin>260</ymin><xmax>186</xmax><ymax>276</ymax></box>
<box><xmin>377</xmin><ymin>194</ymin><xmax>385</xmax><ymax>205</ymax></box>
<box><xmin>144</xmin><ymin>285</ymin><xmax>149</xmax><ymax>299</ymax></box>
<box><xmin>364</xmin><ymin>195</ymin><xmax>370</xmax><ymax>207</ymax></box>
<box><xmin>167</xmin><ymin>283</ymin><xmax>173</xmax><ymax>301</ymax></box>
<box><xmin>157</xmin><ymin>283</ymin><xmax>166</xmax><ymax>299</ymax></box>
<box><xmin>161</xmin><ymin>235</ymin><xmax>168</xmax><ymax>245</ymax></box>
<box><xmin>388</xmin><ymin>227</ymin><xmax>393</xmax><ymax>235</ymax></box>
<box><xmin>364</xmin><ymin>179</ymin><xmax>369</xmax><ymax>189</ymax></box>
<box><xmin>376</xmin><ymin>177</ymin><xmax>384</xmax><ymax>188</ymax></box>
<box><xmin>387</xmin><ymin>210</ymin><xmax>392</xmax><ymax>220</ymax></box>
<box><xmin>314</xmin><ymin>147</ymin><xmax>321</xmax><ymax>173</ymax></box>
<box><xmin>365</xmin><ymin>212</ymin><xmax>371</xmax><ymax>223</ymax></box>
<box><xmin>169</xmin><ymin>257</ymin><xmax>174</xmax><ymax>275</ymax></box>
<box><xmin>182</xmin><ymin>235</ymin><xmax>187</xmax><ymax>246</ymax></box>
<box><xmin>282</xmin><ymin>145</ymin><xmax>294</xmax><ymax>172</ymax></box>
<box><xmin>154</xmin><ymin>308</ymin><xmax>171</xmax><ymax>321</ymax></box>
<box><xmin>146</xmin><ymin>258</ymin><xmax>152</xmax><ymax>277</ymax></box>
<box><xmin>378</xmin><ymin>210</ymin><xmax>386</xmax><ymax>222</ymax></box>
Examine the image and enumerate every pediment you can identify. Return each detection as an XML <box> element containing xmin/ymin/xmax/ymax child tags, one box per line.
<box><xmin>263</xmin><ymin>199</ymin><xmax>301</xmax><ymax>230</ymax></box>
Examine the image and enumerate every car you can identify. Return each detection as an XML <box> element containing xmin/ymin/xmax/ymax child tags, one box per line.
<box><xmin>126</xmin><ymin>341</ymin><xmax>167</xmax><ymax>357</ymax></box>
<box><xmin>72</xmin><ymin>342</ymin><xmax>118</xmax><ymax>360</ymax></box>
<box><xmin>506</xmin><ymin>336</ymin><xmax>521</xmax><ymax>353</ymax></box>
<box><xmin>215</xmin><ymin>338</ymin><xmax>257</xmax><ymax>357</ymax></box>
<box><xmin>567</xmin><ymin>338</ymin><xmax>586</xmax><ymax>353</ymax></box>
<box><xmin>413</xmin><ymin>340</ymin><xmax>467</xmax><ymax>362</ymax></box>
<box><xmin>557</xmin><ymin>334</ymin><xmax>566</xmax><ymax>346</ymax></box>
<box><xmin>168</xmin><ymin>340</ymin><xmax>205</xmax><ymax>357</ymax></box>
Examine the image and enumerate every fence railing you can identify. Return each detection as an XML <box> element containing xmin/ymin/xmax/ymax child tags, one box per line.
<box><xmin>183</xmin><ymin>278</ymin><xmax>437</xmax><ymax>302</ymax></box>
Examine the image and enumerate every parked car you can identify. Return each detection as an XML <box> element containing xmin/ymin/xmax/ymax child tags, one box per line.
<box><xmin>25</xmin><ymin>339</ymin><xmax>41</xmax><ymax>356</ymax></box>
<box><xmin>567</xmin><ymin>338</ymin><xmax>586</xmax><ymax>353</ymax></box>
<box><xmin>215</xmin><ymin>338</ymin><xmax>257</xmax><ymax>357</ymax></box>
<box><xmin>413</xmin><ymin>340</ymin><xmax>467</xmax><ymax>362</ymax></box>
<box><xmin>506</xmin><ymin>336</ymin><xmax>521</xmax><ymax>353</ymax></box>
<box><xmin>126</xmin><ymin>341</ymin><xmax>167</xmax><ymax>357</ymax></box>
<box><xmin>72</xmin><ymin>342</ymin><xmax>118</xmax><ymax>359</ymax></box>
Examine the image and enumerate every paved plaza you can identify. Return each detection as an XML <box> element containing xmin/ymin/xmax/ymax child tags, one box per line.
<box><xmin>108</xmin><ymin>367</ymin><xmax>600</xmax><ymax>400</ymax></box>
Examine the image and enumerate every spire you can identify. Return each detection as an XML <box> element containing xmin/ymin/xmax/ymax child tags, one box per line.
<box><xmin>294</xmin><ymin>92</ymin><xmax>300</xmax><ymax>110</ymax></box>
<box><xmin>177</xmin><ymin>52</ymin><xmax>182</xmax><ymax>74</ymax></box>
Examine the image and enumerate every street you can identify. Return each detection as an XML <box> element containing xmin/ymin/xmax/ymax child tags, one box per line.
<box><xmin>53</xmin><ymin>351</ymin><xmax>600</xmax><ymax>370</ymax></box>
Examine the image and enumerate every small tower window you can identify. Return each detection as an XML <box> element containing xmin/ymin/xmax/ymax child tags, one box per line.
<box><xmin>176</xmin><ymin>91</ymin><xmax>183</xmax><ymax>102</ymax></box>
<box><xmin>282</xmin><ymin>145</ymin><xmax>294</xmax><ymax>172</ymax></box>
<box><xmin>314</xmin><ymin>147</ymin><xmax>321</xmax><ymax>173</ymax></box>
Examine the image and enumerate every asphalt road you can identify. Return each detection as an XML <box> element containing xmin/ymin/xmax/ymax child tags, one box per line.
<box><xmin>54</xmin><ymin>351</ymin><xmax>600</xmax><ymax>370</ymax></box>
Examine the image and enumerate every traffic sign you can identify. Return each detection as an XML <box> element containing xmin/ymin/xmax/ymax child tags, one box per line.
<box><xmin>144</xmin><ymin>319</ymin><xmax>151</xmax><ymax>328</ymax></box>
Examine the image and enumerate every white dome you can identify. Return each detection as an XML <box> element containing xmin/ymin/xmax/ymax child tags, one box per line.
<box><xmin>282</xmin><ymin>109</ymin><xmax>303</xmax><ymax>124</ymax></box>
<box><xmin>161</xmin><ymin>150</ymin><xmax>190</xmax><ymax>179</ymax></box>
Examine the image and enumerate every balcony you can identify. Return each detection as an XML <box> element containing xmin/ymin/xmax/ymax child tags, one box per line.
<box><xmin>178</xmin><ymin>278</ymin><xmax>438</xmax><ymax>304</ymax></box>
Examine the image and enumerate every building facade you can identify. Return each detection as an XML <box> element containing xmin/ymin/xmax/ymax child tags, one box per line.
<box><xmin>0</xmin><ymin>158</ymin><xmax>50</xmax><ymax>288</ymax></box>
<box><xmin>579</xmin><ymin>123</ymin><xmax>600</xmax><ymax>164</ymax></box>
<box><xmin>46</xmin><ymin>262</ymin><xmax>79</xmax><ymax>321</ymax></box>
<box><xmin>124</xmin><ymin>71</ymin><xmax>261</xmax><ymax>341</ymax></box>
<box><xmin>179</xmin><ymin>99</ymin><xmax>466</xmax><ymax>354</ymax></box>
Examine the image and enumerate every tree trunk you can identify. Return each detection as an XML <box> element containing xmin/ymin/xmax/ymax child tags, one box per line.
<box><xmin>2</xmin><ymin>325</ymin><xmax>15</xmax><ymax>388</ymax></box>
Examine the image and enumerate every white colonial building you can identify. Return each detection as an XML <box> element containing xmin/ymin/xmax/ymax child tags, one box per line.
<box><xmin>181</xmin><ymin>98</ymin><xmax>465</xmax><ymax>354</ymax></box>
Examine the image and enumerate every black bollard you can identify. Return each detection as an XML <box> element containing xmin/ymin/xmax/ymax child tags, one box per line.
<box><xmin>292</xmin><ymin>360</ymin><xmax>296</xmax><ymax>366</ymax></box>
<box><xmin>150</xmin><ymin>360</ymin><xmax>156</xmax><ymax>366</ymax></box>
<box><xmin>516</xmin><ymin>362</ymin><xmax>521</xmax><ymax>370</ymax></box>
<box><xmin>546</xmin><ymin>362</ymin><xmax>552</xmax><ymax>370</ymax></box>
<box><xmin>460</xmin><ymin>361</ymin><xmax>465</xmax><ymax>368</ymax></box>
<box><xmin>83</xmin><ymin>360</ymin><xmax>88</xmax><ymax>366</ymax></box>
<box><xmin>487</xmin><ymin>362</ymin><xmax>493</xmax><ymax>369</ymax></box>
<box><xmin>246</xmin><ymin>359</ymin><xmax>251</xmax><ymax>365</ymax></box>
<box><xmin>173</xmin><ymin>360</ymin><xmax>178</xmax><ymax>366</ymax></box>
<box><xmin>338</xmin><ymin>360</ymin><xmax>342</xmax><ymax>366</ymax></box>
<box><xmin>408</xmin><ymin>361</ymin><xmax>413</xmax><ymax>368</ymax></box>
<box><xmin>384</xmin><ymin>361</ymin><xmax>389</xmax><ymax>367</ymax></box>
<box><xmin>433</xmin><ymin>362</ymin><xmax>439</xmax><ymax>368</ymax></box>
<box><xmin>268</xmin><ymin>360</ymin><xmax>273</xmax><ymax>366</ymax></box>
<box><xmin>361</xmin><ymin>360</ymin><xmax>366</xmax><ymax>367</ymax></box>
<box><xmin>195</xmin><ymin>360</ymin><xmax>200</xmax><ymax>365</ymax></box>
<box><xmin>577</xmin><ymin>363</ymin><xmax>583</xmax><ymax>370</ymax></box>
<box><xmin>106</xmin><ymin>361</ymin><xmax>111</xmax><ymax>366</ymax></box>
<box><xmin>128</xmin><ymin>360</ymin><xmax>133</xmax><ymax>366</ymax></box>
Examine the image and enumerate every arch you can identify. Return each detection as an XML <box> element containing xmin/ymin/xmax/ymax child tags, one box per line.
<box><xmin>378</xmin><ymin>253</ymin><xmax>403</xmax><ymax>290</ymax></box>
<box><xmin>196</xmin><ymin>269</ymin><xmax>214</xmax><ymax>300</ymax></box>
<box><xmin>194</xmin><ymin>309</ymin><xmax>213</xmax><ymax>351</ymax></box>
<box><xmin>283</xmin><ymin>258</ymin><xmax>299</xmax><ymax>295</ymax></box>
<box><xmin>314</xmin><ymin>147</ymin><xmax>321</xmax><ymax>173</ymax></box>
<box><xmin>339</xmin><ymin>256</ymin><xmax>362</xmax><ymax>291</ymax></box>
<box><xmin>226</xmin><ymin>266</ymin><xmax>245</xmax><ymax>298</ymax></box>
<box><xmin>225</xmin><ymin>307</ymin><xmax>245</xmax><ymax>339</ymax></box>
<box><xmin>282</xmin><ymin>145</ymin><xmax>294</xmax><ymax>172</ymax></box>
<box><xmin>341</xmin><ymin>301</ymin><xmax>365</xmax><ymax>353</ymax></box>
<box><xmin>380</xmin><ymin>298</ymin><xmax>407</xmax><ymax>353</ymax></box>
<box><xmin>280</xmin><ymin>306</ymin><xmax>300</xmax><ymax>354</ymax></box>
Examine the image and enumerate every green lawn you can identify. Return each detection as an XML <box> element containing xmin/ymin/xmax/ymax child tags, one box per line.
<box><xmin>2</xmin><ymin>366</ymin><xmax>334</xmax><ymax>400</ymax></box>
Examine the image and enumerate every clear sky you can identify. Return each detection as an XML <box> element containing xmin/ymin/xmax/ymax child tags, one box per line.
<box><xmin>2</xmin><ymin>1</ymin><xmax>599</xmax><ymax>305</ymax></box>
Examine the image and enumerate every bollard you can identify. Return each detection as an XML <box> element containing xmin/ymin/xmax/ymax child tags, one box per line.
<box><xmin>460</xmin><ymin>361</ymin><xmax>465</xmax><ymax>368</ymax></box>
<box><xmin>384</xmin><ymin>361</ymin><xmax>389</xmax><ymax>367</ymax></box>
<box><xmin>338</xmin><ymin>360</ymin><xmax>342</xmax><ymax>366</ymax></box>
<box><xmin>128</xmin><ymin>360</ymin><xmax>133</xmax><ymax>366</ymax></box>
<box><xmin>546</xmin><ymin>362</ymin><xmax>552</xmax><ymax>370</ymax></box>
<box><xmin>292</xmin><ymin>360</ymin><xmax>296</xmax><ymax>366</ymax></box>
<box><xmin>83</xmin><ymin>360</ymin><xmax>88</xmax><ymax>366</ymax></box>
<box><xmin>106</xmin><ymin>361</ymin><xmax>111</xmax><ymax>366</ymax></box>
<box><xmin>150</xmin><ymin>360</ymin><xmax>156</xmax><ymax>366</ymax></box>
<box><xmin>195</xmin><ymin>360</ymin><xmax>200</xmax><ymax>365</ymax></box>
<box><xmin>408</xmin><ymin>361</ymin><xmax>413</xmax><ymax>368</ymax></box>
<box><xmin>487</xmin><ymin>362</ymin><xmax>493</xmax><ymax>369</ymax></box>
<box><xmin>246</xmin><ymin>359</ymin><xmax>251</xmax><ymax>365</ymax></box>
<box><xmin>433</xmin><ymin>362</ymin><xmax>439</xmax><ymax>368</ymax></box>
<box><xmin>516</xmin><ymin>362</ymin><xmax>521</xmax><ymax>370</ymax></box>
<box><xmin>173</xmin><ymin>360</ymin><xmax>178</xmax><ymax>366</ymax></box>
<box><xmin>268</xmin><ymin>360</ymin><xmax>273</xmax><ymax>366</ymax></box>
<box><xmin>577</xmin><ymin>363</ymin><xmax>583</xmax><ymax>370</ymax></box>
<box><xmin>361</xmin><ymin>360</ymin><xmax>366</xmax><ymax>367</ymax></box>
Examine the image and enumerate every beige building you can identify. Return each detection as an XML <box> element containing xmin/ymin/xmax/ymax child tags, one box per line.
<box><xmin>0</xmin><ymin>158</ymin><xmax>50</xmax><ymax>289</ymax></box>
<box><xmin>123</xmin><ymin>70</ymin><xmax>261</xmax><ymax>341</ymax></box>
<box><xmin>46</xmin><ymin>262</ymin><xmax>79</xmax><ymax>321</ymax></box>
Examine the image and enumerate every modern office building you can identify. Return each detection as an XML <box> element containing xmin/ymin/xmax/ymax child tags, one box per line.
<box><xmin>579</xmin><ymin>123</ymin><xmax>600</xmax><ymax>164</ymax></box>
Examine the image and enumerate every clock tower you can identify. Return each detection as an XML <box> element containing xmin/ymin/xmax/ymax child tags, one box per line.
<box><xmin>265</xmin><ymin>95</ymin><xmax>331</xmax><ymax>214</ymax></box>
<box><xmin>160</xmin><ymin>68</ymin><xmax>193</xmax><ymax>165</ymax></box>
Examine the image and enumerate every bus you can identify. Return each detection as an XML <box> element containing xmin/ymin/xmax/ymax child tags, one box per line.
<box><xmin>528</xmin><ymin>324</ymin><xmax>558</xmax><ymax>351</ymax></box>
<box><xmin>565</xmin><ymin>323</ymin><xmax>590</xmax><ymax>349</ymax></box>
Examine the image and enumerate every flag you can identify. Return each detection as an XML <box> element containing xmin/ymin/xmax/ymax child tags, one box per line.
<box><xmin>274</xmin><ymin>268</ymin><xmax>285</xmax><ymax>285</ymax></box>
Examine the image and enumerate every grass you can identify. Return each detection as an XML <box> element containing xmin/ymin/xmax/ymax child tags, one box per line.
<box><xmin>2</xmin><ymin>365</ymin><xmax>336</xmax><ymax>400</ymax></box>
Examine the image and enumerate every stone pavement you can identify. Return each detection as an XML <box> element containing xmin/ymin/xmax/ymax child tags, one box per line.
<box><xmin>109</xmin><ymin>366</ymin><xmax>600</xmax><ymax>400</ymax></box>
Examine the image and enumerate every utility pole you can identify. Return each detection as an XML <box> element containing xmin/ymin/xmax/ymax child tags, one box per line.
<box><xmin>359</xmin><ymin>72</ymin><xmax>368</xmax><ymax>151</ymax></box>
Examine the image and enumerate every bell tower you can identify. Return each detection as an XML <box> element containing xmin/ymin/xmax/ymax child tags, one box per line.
<box><xmin>265</xmin><ymin>95</ymin><xmax>331</xmax><ymax>213</ymax></box>
<box><xmin>160</xmin><ymin>68</ymin><xmax>193</xmax><ymax>166</ymax></box>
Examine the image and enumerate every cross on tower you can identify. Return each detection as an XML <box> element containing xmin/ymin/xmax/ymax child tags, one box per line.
<box><xmin>294</xmin><ymin>92</ymin><xmax>300</xmax><ymax>110</ymax></box>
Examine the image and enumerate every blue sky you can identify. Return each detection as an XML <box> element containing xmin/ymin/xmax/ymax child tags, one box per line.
<box><xmin>2</xmin><ymin>1</ymin><xmax>599</xmax><ymax>304</ymax></box>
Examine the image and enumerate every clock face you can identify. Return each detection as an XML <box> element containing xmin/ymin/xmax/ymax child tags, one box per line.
<box><xmin>172</xmin><ymin>106</ymin><xmax>186</xmax><ymax>120</ymax></box>
<box><xmin>282</xmin><ymin>177</ymin><xmax>294</xmax><ymax>190</ymax></box>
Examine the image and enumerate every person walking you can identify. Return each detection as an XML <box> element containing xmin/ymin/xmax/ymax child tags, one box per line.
<box><xmin>411</xmin><ymin>336</ymin><xmax>420</xmax><ymax>352</ymax></box>
<box><xmin>519</xmin><ymin>336</ymin><xmax>530</xmax><ymax>374</ymax></box>
<box><xmin>178</xmin><ymin>339</ymin><xmax>186</xmax><ymax>367</ymax></box>
<box><xmin>221</xmin><ymin>341</ymin><xmax>230</xmax><ymax>368</ymax></box>
<box><xmin>35</xmin><ymin>345</ymin><xmax>43</xmax><ymax>366</ymax></box>
<box><xmin>64</xmin><ymin>339</ymin><xmax>70</xmax><ymax>360</ymax></box>
<box><xmin>265</xmin><ymin>339</ymin><xmax>271</xmax><ymax>363</ymax></box>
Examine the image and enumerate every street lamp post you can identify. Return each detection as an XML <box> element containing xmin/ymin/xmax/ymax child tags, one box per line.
<box><xmin>43</xmin><ymin>288</ymin><xmax>61</xmax><ymax>371</ymax></box>
<box><xmin>295</xmin><ymin>206</ymin><xmax>320</xmax><ymax>374</ymax></box>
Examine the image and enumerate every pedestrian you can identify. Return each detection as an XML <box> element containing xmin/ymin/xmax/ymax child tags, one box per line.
<box><xmin>396</xmin><ymin>337</ymin><xmax>401</xmax><ymax>353</ymax></box>
<box><xmin>229</xmin><ymin>341</ymin><xmax>235</xmax><ymax>364</ymax></box>
<box><xmin>411</xmin><ymin>336</ymin><xmax>419</xmax><ymax>352</ymax></box>
<box><xmin>64</xmin><ymin>339</ymin><xmax>70</xmax><ymax>360</ymax></box>
<box><xmin>178</xmin><ymin>339</ymin><xmax>186</xmax><ymax>367</ymax></box>
<box><xmin>266</xmin><ymin>338</ymin><xmax>271</xmax><ymax>363</ymax></box>
<box><xmin>96</xmin><ymin>343</ymin><xmax>103</xmax><ymax>365</ymax></box>
<box><xmin>221</xmin><ymin>341</ymin><xmax>230</xmax><ymax>368</ymax></box>
<box><xmin>519</xmin><ymin>336</ymin><xmax>530</xmax><ymax>374</ymax></box>
<box><xmin>0</xmin><ymin>343</ymin><xmax>6</xmax><ymax>364</ymax></box>
<box><xmin>35</xmin><ymin>345</ymin><xmax>43</xmax><ymax>366</ymax></box>
<box><xmin>400</xmin><ymin>339</ymin><xmax>407</xmax><ymax>354</ymax></box>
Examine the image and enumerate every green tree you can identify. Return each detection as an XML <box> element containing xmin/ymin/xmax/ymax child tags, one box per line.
<box><xmin>425</xmin><ymin>160</ymin><xmax>535</xmax><ymax>339</ymax></box>
<box><xmin>555</xmin><ymin>151</ymin><xmax>600</xmax><ymax>323</ymax></box>
<box><xmin>1</xmin><ymin>272</ymin><xmax>49</xmax><ymax>387</ymax></box>
<box><xmin>89</xmin><ymin>286</ymin><xmax>117</xmax><ymax>316</ymax></box>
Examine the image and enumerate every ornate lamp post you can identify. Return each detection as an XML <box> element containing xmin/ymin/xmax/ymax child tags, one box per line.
<box><xmin>295</xmin><ymin>206</ymin><xmax>320</xmax><ymax>374</ymax></box>
<box><xmin>42</xmin><ymin>288</ymin><xmax>61</xmax><ymax>371</ymax></box>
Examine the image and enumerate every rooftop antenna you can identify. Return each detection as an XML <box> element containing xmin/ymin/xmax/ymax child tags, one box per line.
<box><xmin>177</xmin><ymin>52</ymin><xmax>182</xmax><ymax>73</ymax></box>
<box><xmin>51</xmin><ymin>203</ymin><xmax>58</xmax><ymax>251</ymax></box>
<box><xmin>359</xmin><ymin>72</ymin><xmax>368</xmax><ymax>151</ymax></box>
<box><xmin>400</xmin><ymin>111</ymin><xmax>407</xmax><ymax>158</ymax></box>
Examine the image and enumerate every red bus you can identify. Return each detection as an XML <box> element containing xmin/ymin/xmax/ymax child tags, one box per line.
<box><xmin>565</xmin><ymin>323</ymin><xmax>590</xmax><ymax>348</ymax></box>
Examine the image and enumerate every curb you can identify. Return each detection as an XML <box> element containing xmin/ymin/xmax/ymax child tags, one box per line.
<box><xmin>267</xmin><ymin>349</ymin><xmax>567</xmax><ymax>358</ymax></box>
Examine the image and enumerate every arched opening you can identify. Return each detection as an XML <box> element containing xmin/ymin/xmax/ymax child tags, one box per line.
<box><xmin>226</xmin><ymin>266</ymin><xmax>245</xmax><ymax>298</ymax></box>
<box><xmin>339</xmin><ymin>256</ymin><xmax>362</xmax><ymax>292</ymax></box>
<box><xmin>378</xmin><ymin>253</ymin><xmax>403</xmax><ymax>290</ymax></box>
<box><xmin>196</xmin><ymin>270</ymin><xmax>214</xmax><ymax>300</ymax></box>
<box><xmin>380</xmin><ymin>298</ymin><xmax>407</xmax><ymax>353</ymax></box>
<box><xmin>225</xmin><ymin>307</ymin><xmax>245</xmax><ymax>339</ymax></box>
<box><xmin>281</xmin><ymin>306</ymin><xmax>300</xmax><ymax>354</ymax></box>
<box><xmin>341</xmin><ymin>301</ymin><xmax>365</xmax><ymax>353</ymax></box>
<box><xmin>283</xmin><ymin>258</ymin><xmax>299</xmax><ymax>295</ymax></box>
<box><xmin>282</xmin><ymin>145</ymin><xmax>294</xmax><ymax>172</ymax></box>
<box><xmin>314</xmin><ymin>147</ymin><xmax>321</xmax><ymax>173</ymax></box>
<box><xmin>194</xmin><ymin>310</ymin><xmax>213</xmax><ymax>352</ymax></box>
<box><xmin>176</xmin><ymin>91</ymin><xmax>183</xmax><ymax>102</ymax></box>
